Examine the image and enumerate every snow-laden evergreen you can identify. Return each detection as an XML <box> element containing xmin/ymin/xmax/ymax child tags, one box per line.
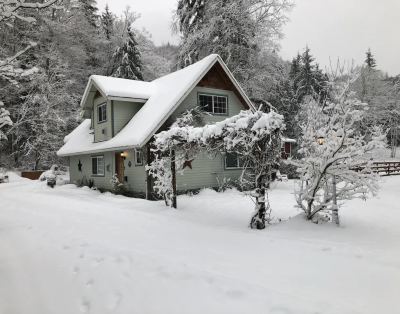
<box><xmin>112</xmin><ymin>26</ymin><xmax>144</xmax><ymax>81</ymax></box>
<box><xmin>0</xmin><ymin>102</ymin><xmax>12</xmax><ymax>140</ymax></box>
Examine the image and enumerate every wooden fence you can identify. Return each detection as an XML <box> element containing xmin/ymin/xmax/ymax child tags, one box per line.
<box><xmin>21</xmin><ymin>171</ymin><xmax>45</xmax><ymax>180</ymax></box>
<box><xmin>353</xmin><ymin>162</ymin><xmax>400</xmax><ymax>176</ymax></box>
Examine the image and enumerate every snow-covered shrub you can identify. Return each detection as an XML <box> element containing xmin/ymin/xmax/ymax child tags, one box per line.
<box><xmin>287</xmin><ymin>67</ymin><xmax>387</xmax><ymax>225</ymax></box>
<box><xmin>39</xmin><ymin>170</ymin><xmax>56</xmax><ymax>182</ymax></box>
<box><xmin>110</xmin><ymin>174</ymin><xmax>126</xmax><ymax>195</ymax></box>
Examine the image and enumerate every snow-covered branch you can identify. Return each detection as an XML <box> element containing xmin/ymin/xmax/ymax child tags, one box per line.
<box><xmin>148</xmin><ymin>108</ymin><xmax>285</xmax><ymax>229</ymax></box>
<box><xmin>287</xmin><ymin>70</ymin><xmax>386</xmax><ymax>223</ymax></box>
<box><xmin>0</xmin><ymin>0</ymin><xmax>61</xmax><ymax>23</ymax></box>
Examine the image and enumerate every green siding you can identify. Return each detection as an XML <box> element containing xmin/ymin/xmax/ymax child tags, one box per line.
<box><xmin>172</xmin><ymin>86</ymin><xmax>245</xmax><ymax>124</ymax></box>
<box><xmin>70</xmin><ymin>152</ymin><xmax>114</xmax><ymax>189</ymax></box>
<box><xmin>113</xmin><ymin>101</ymin><xmax>143</xmax><ymax>135</ymax></box>
<box><xmin>72</xmin><ymin>86</ymin><xmax>247</xmax><ymax>192</ymax></box>
<box><xmin>175</xmin><ymin>154</ymin><xmax>242</xmax><ymax>190</ymax></box>
<box><xmin>171</xmin><ymin>86</ymin><xmax>247</xmax><ymax>190</ymax></box>
<box><xmin>70</xmin><ymin>149</ymin><xmax>147</xmax><ymax>193</ymax></box>
<box><xmin>93</xmin><ymin>97</ymin><xmax>111</xmax><ymax>142</ymax></box>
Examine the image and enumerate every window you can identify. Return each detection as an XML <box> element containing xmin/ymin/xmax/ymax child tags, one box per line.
<box><xmin>92</xmin><ymin>156</ymin><xmax>104</xmax><ymax>175</ymax></box>
<box><xmin>135</xmin><ymin>149</ymin><xmax>143</xmax><ymax>165</ymax></box>
<box><xmin>199</xmin><ymin>94</ymin><xmax>227</xmax><ymax>114</ymax></box>
<box><xmin>225</xmin><ymin>152</ymin><xmax>245</xmax><ymax>169</ymax></box>
<box><xmin>98</xmin><ymin>103</ymin><xmax>107</xmax><ymax>123</ymax></box>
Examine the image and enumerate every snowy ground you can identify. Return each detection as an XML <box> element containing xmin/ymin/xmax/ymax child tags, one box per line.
<box><xmin>0</xmin><ymin>174</ymin><xmax>399</xmax><ymax>314</ymax></box>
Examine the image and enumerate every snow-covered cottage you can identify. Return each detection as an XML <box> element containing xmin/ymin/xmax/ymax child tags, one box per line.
<box><xmin>58</xmin><ymin>54</ymin><xmax>291</xmax><ymax>194</ymax></box>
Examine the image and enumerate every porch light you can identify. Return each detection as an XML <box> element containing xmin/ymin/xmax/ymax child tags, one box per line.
<box><xmin>120</xmin><ymin>152</ymin><xmax>126</xmax><ymax>160</ymax></box>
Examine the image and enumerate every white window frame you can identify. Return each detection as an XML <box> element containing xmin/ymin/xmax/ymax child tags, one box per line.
<box><xmin>198</xmin><ymin>94</ymin><xmax>228</xmax><ymax>115</ymax></box>
<box><xmin>225</xmin><ymin>152</ymin><xmax>244</xmax><ymax>169</ymax></box>
<box><xmin>91</xmin><ymin>156</ymin><xmax>104</xmax><ymax>176</ymax></box>
<box><xmin>135</xmin><ymin>149</ymin><xmax>143</xmax><ymax>166</ymax></box>
<box><xmin>97</xmin><ymin>102</ymin><xmax>107</xmax><ymax>123</ymax></box>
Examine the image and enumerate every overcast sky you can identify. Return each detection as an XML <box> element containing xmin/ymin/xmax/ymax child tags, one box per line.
<box><xmin>97</xmin><ymin>0</ymin><xmax>400</xmax><ymax>76</ymax></box>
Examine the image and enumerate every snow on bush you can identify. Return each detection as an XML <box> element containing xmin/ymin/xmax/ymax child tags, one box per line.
<box><xmin>287</xmin><ymin>67</ymin><xmax>387</xmax><ymax>224</ymax></box>
<box><xmin>39</xmin><ymin>170</ymin><xmax>57</xmax><ymax>182</ymax></box>
<box><xmin>110</xmin><ymin>174</ymin><xmax>126</xmax><ymax>195</ymax></box>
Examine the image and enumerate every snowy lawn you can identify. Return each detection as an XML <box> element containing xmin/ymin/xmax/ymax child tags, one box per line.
<box><xmin>0</xmin><ymin>173</ymin><xmax>399</xmax><ymax>314</ymax></box>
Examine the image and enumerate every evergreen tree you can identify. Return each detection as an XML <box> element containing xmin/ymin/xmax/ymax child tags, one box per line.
<box><xmin>295</xmin><ymin>46</ymin><xmax>327</xmax><ymax>103</ymax></box>
<box><xmin>174</xmin><ymin>0</ymin><xmax>206</xmax><ymax>66</ymax></box>
<box><xmin>365</xmin><ymin>48</ymin><xmax>377</xmax><ymax>68</ymax></box>
<box><xmin>289</xmin><ymin>52</ymin><xmax>301</xmax><ymax>91</ymax></box>
<box><xmin>101</xmin><ymin>4</ymin><xmax>115</xmax><ymax>40</ymax></box>
<box><xmin>79</xmin><ymin>0</ymin><xmax>99</xmax><ymax>28</ymax></box>
<box><xmin>112</xmin><ymin>26</ymin><xmax>143</xmax><ymax>81</ymax></box>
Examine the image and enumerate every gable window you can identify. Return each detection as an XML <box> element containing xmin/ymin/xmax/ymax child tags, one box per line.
<box><xmin>199</xmin><ymin>94</ymin><xmax>227</xmax><ymax>114</ymax></box>
<box><xmin>225</xmin><ymin>152</ymin><xmax>245</xmax><ymax>169</ymax></box>
<box><xmin>98</xmin><ymin>103</ymin><xmax>107</xmax><ymax>123</ymax></box>
<box><xmin>135</xmin><ymin>149</ymin><xmax>143</xmax><ymax>166</ymax></box>
<box><xmin>92</xmin><ymin>156</ymin><xmax>104</xmax><ymax>176</ymax></box>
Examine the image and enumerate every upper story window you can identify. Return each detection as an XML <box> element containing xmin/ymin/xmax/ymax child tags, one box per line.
<box><xmin>98</xmin><ymin>103</ymin><xmax>107</xmax><ymax>123</ymax></box>
<box><xmin>199</xmin><ymin>94</ymin><xmax>227</xmax><ymax>114</ymax></box>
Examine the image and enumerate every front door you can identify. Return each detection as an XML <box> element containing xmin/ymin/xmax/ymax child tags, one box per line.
<box><xmin>115</xmin><ymin>153</ymin><xmax>124</xmax><ymax>183</ymax></box>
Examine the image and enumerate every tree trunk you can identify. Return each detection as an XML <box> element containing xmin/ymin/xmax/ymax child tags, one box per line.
<box><xmin>171</xmin><ymin>149</ymin><xmax>177</xmax><ymax>209</ymax></box>
<box><xmin>145</xmin><ymin>143</ymin><xmax>153</xmax><ymax>200</ymax></box>
<box><xmin>331</xmin><ymin>175</ymin><xmax>340</xmax><ymax>226</ymax></box>
<box><xmin>249</xmin><ymin>175</ymin><xmax>267</xmax><ymax>229</ymax></box>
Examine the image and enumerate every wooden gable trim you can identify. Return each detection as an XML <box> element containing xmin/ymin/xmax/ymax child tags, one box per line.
<box><xmin>94</xmin><ymin>90</ymin><xmax>102</xmax><ymax>100</ymax></box>
<box><xmin>196</xmin><ymin>62</ymin><xmax>250</xmax><ymax>110</ymax></box>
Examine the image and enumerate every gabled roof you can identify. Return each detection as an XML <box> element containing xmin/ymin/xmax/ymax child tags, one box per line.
<box><xmin>58</xmin><ymin>54</ymin><xmax>255</xmax><ymax>157</ymax></box>
<box><xmin>87</xmin><ymin>76</ymin><xmax>153</xmax><ymax>101</ymax></box>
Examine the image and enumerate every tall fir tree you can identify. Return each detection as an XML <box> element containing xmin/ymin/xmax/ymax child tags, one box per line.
<box><xmin>174</xmin><ymin>0</ymin><xmax>206</xmax><ymax>67</ymax></box>
<box><xmin>112</xmin><ymin>26</ymin><xmax>143</xmax><ymax>81</ymax></box>
<box><xmin>79</xmin><ymin>0</ymin><xmax>99</xmax><ymax>28</ymax></box>
<box><xmin>101</xmin><ymin>4</ymin><xmax>115</xmax><ymax>40</ymax></box>
<box><xmin>294</xmin><ymin>46</ymin><xmax>327</xmax><ymax>103</ymax></box>
<box><xmin>365</xmin><ymin>48</ymin><xmax>377</xmax><ymax>68</ymax></box>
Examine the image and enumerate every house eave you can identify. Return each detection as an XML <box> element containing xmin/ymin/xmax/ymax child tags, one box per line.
<box><xmin>58</xmin><ymin>144</ymin><xmax>142</xmax><ymax>157</ymax></box>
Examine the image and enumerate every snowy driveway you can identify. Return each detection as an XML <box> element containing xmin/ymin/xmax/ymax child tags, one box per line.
<box><xmin>0</xmin><ymin>174</ymin><xmax>399</xmax><ymax>314</ymax></box>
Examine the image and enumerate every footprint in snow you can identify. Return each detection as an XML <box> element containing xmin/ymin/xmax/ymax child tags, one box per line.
<box><xmin>63</xmin><ymin>245</ymin><xmax>71</xmax><ymax>250</ymax></box>
<box><xmin>320</xmin><ymin>246</ymin><xmax>332</xmax><ymax>251</ymax></box>
<box><xmin>106</xmin><ymin>293</ymin><xmax>122</xmax><ymax>310</ymax></box>
<box><xmin>92</xmin><ymin>258</ymin><xmax>103</xmax><ymax>267</ymax></box>
<box><xmin>79</xmin><ymin>253</ymin><xmax>84</xmax><ymax>259</ymax></box>
<box><xmin>225</xmin><ymin>289</ymin><xmax>245</xmax><ymax>299</ymax></box>
<box><xmin>80</xmin><ymin>301</ymin><xmax>91</xmax><ymax>313</ymax></box>
<box><xmin>269</xmin><ymin>306</ymin><xmax>292</xmax><ymax>314</ymax></box>
<box><xmin>73</xmin><ymin>267</ymin><xmax>79</xmax><ymax>274</ymax></box>
<box><xmin>86</xmin><ymin>280</ymin><xmax>94</xmax><ymax>287</ymax></box>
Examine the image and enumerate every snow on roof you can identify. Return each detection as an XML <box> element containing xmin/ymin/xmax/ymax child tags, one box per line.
<box><xmin>90</xmin><ymin>76</ymin><xmax>153</xmax><ymax>100</ymax></box>
<box><xmin>58</xmin><ymin>54</ymin><xmax>225</xmax><ymax>156</ymax></box>
<box><xmin>282</xmin><ymin>137</ymin><xmax>296</xmax><ymax>143</ymax></box>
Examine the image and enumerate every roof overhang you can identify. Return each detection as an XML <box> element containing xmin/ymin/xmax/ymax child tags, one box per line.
<box><xmin>58</xmin><ymin>144</ymin><xmax>140</xmax><ymax>157</ymax></box>
<box><xmin>138</xmin><ymin>56</ymin><xmax>256</xmax><ymax>147</ymax></box>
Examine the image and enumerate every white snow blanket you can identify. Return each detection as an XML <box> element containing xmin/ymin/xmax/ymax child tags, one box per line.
<box><xmin>0</xmin><ymin>172</ymin><xmax>399</xmax><ymax>313</ymax></box>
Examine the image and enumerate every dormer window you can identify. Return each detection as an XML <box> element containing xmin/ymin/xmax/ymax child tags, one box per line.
<box><xmin>98</xmin><ymin>103</ymin><xmax>107</xmax><ymax>123</ymax></box>
<box><xmin>199</xmin><ymin>94</ymin><xmax>227</xmax><ymax>114</ymax></box>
